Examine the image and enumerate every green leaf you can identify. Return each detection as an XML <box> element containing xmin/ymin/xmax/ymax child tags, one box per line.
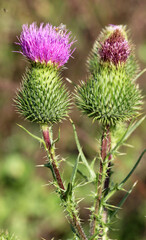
<box><xmin>133</xmin><ymin>68</ymin><xmax>146</xmax><ymax>81</ymax></box>
<box><xmin>122</xmin><ymin>116</ymin><xmax>145</xmax><ymax>142</ymax></box>
<box><xmin>110</xmin><ymin>116</ymin><xmax>145</xmax><ymax>155</ymax></box>
<box><xmin>110</xmin><ymin>181</ymin><xmax>137</xmax><ymax>219</ymax></box>
<box><xmin>17</xmin><ymin>124</ymin><xmax>45</xmax><ymax>146</ymax></box>
<box><xmin>119</xmin><ymin>149</ymin><xmax>146</xmax><ymax>186</ymax></box>
<box><xmin>105</xmin><ymin>149</ymin><xmax>145</xmax><ymax>202</ymax></box>
<box><xmin>66</xmin><ymin>161</ymin><xmax>88</xmax><ymax>182</ymax></box>
<box><xmin>44</xmin><ymin>162</ymin><xmax>56</xmax><ymax>181</ymax></box>
<box><xmin>52</xmin><ymin>127</ymin><xmax>60</xmax><ymax>145</ymax></box>
<box><xmin>70</xmin><ymin>154</ymin><xmax>81</xmax><ymax>187</ymax></box>
<box><xmin>62</xmin><ymin>182</ymin><xmax>72</xmax><ymax>201</ymax></box>
<box><xmin>89</xmin><ymin>231</ymin><xmax>100</xmax><ymax>240</ymax></box>
<box><xmin>69</xmin><ymin>118</ymin><xmax>96</xmax><ymax>181</ymax></box>
<box><xmin>90</xmin><ymin>156</ymin><xmax>97</xmax><ymax>170</ymax></box>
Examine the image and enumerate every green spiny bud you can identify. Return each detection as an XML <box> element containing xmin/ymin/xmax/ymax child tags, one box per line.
<box><xmin>76</xmin><ymin>65</ymin><xmax>142</xmax><ymax>126</ymax></box>
<box><xmin>76</xmin><ymin>25</ymin><xmax>143</xmax><ymax>126</ymax></box>
<box><xmin>15</xmin><ymin>63</ymin><xmax>70</xmax><ymax>124</ymax></box>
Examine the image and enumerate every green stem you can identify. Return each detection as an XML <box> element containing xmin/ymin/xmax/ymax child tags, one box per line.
<box><xmin>90</xmin><ymin>126</ymin><xmax>111</xmax><ymax>239</ymax></box>
<box><xmin>41</xmin><ymin>124</ymin><xmax>88</xmax><ymax>240</ymax></box>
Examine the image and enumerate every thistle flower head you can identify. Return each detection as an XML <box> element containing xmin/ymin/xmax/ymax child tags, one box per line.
<box><xmin>16</xmin><ymin>22</ymin><xmax>75</xmax><ymax>67</ymax></box>
<box><xmin>76</xmin><ymin>25</ymin><xmax>142</xmax><ymax>127</ymax></box>
<box><xmin>99</xmin><ymin>28</ymin><xmax>130</xmax><ymax>65</ymax></box>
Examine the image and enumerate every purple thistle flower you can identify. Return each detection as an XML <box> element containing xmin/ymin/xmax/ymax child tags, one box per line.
<box><xmin>15</xmin><ymin>22</ymin><xmax>75</xmax><ymax>67</ymax></box>
<box><xmin>99</xmin><ymin>29</ymin><xmax>130</xmax><ymax>65</ymax></box>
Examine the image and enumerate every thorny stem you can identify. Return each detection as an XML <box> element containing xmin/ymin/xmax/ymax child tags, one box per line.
<box><xmin>41</xmin><ymin>124</ymin><xmax>88</xmax><ymax>240</ymax></box>
<box><xmin>42</xmin><ymin>126</ymin><xmax>65</xmax><ymax>191</ymax></box>
<box><xmin>90</xmin><ymin>125</ymin><xmax>111</xmax><ymax>239</ymax></box>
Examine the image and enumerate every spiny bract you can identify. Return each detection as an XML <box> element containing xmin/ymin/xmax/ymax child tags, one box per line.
<box><xmin>15</xmin><ymin>63</ymin><xmax>70</xmax><ymax>124</ymax></box>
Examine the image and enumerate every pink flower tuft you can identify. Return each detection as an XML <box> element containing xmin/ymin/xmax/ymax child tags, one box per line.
<box><xmin>99</xmin><ymin>29</ymin><xmax>130</xmax><ymax>65</ymax></box>
<box><xmin>16</xmin><ymin>22</ymin><xmax>75</xmax><ymax>67</ymax></box>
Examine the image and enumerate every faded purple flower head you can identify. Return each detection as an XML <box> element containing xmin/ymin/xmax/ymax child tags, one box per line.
<box><xmin>108</xmin><ymin>24</ymin><xmax>121</xmax><ymax>29</ymax></box>
<box><xmin>99</xmin><ymin>29</ymin><xmax>130</xmax><ymax>65</ymax></box>
<box><xmin>16</xmin><ymin>22</ymin><xmax>75</xmax><ymax>67</ymax></box>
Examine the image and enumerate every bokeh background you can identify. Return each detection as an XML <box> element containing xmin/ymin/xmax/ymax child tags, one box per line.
<box><xmin>0</xmin><ymin>0</ymin><xmax>146</xmax><ymax>239</ymax></box>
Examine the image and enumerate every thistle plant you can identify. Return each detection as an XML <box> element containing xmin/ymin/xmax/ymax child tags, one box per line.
<box><xmin>14</xmin><ymin>23</ymin><xmax>145</xmax><ymax>240</ymax></box>
<box><xmin>75</xmin><ymin>24</ymin><xmax>145</xmax><ymax>239</ymax></box>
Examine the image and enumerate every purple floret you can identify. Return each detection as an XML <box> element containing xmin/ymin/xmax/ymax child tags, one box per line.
<box><xmin>16</xmin><ymin>22</ymin><xmax>75</xmax><ymax>67</ymax></box>
<box><xmin>99</xmin><ymin>29</ymin><xmax>130</xmax><ymax>65</ymax></box>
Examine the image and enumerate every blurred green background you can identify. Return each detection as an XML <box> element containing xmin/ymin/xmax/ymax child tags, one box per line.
<box><xmin>0</xmin><ymin>0</ymin><xmax>146</xmax><ymax>239</ymax></box>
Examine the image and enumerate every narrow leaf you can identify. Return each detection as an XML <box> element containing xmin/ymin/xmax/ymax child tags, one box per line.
<box><xmin>66</xmin><ymin>161</ymin><xmax>88</xmax><ymax>181</ymax></box>
<box><xmin>17</xmin><ymin>124</ymin><xmax>44</xmax><ymax>144</ymax></box>
<box><xmin>62</xmin><ymin>182</ymin><xmax>72</xmax><ymax>201</ymax></box>
<box><xmin>119</xmin><ymin>149</ymin><xmax>146</xmax><ymax>187</ymax></box>
<box><xmin>123</xmin><ymin>116</ymin><xmax>145</xmax><ymax>142</ymax></box>
<box><xmin>133</xmin><ymin>68</ymin><xmax>146</xmax><ymax>81</ymax></box>
<box><xmin>105</xmin><ymin>149</ymin><xmax>145</xmax><ymax>202</ymax></box>
<box><xmin>89</xmin><ymin>231</ymin><xmax>100</xmax><ymax>240</ymax></box>
<box><xmin>90</xmin><ymin>156</ymin><xmax>97</xmax><ymax>170</ymax></box>
<box><xmin>110</xmin><ymin>116</ymin><xmax>145</xmax><ymax>155</ymax></box>
<box><xmin>110</xmin><ymin>181</ymin><xmax>137</xmax><ymax>219</ymax></box>
<box><xmin>44</xmin><ymin>162</ymin><xmax>56</xmax><ymax>181</ymax></box>
<box><xmin>69</xmin><ymin>118</ymin><xmax>96</xmax><ymax>180</ymax></box>
<box><xmin>70</xmin><ymin>154</ymin><xmax>80</xmax><ymax>186</ymax></box>
<box><xmin>53</xmin><ymin>127</ymin><xmax>60</xmax><ymax>145</ymax></box>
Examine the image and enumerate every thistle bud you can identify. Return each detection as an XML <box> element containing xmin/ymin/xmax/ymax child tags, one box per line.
<box><xmin>15</xmin><ymin>63</ymin><xmax>70</xmax><ymax>124</ymax></box>
<box><xmin>76</xmin><ymin>25</ymin><xmax>142</xmax><ymax>127</ymax></box>
<box><xmin>15</xmin><ymin>23</ymin><xmax>75</xmax><ymax>124</ymax></box>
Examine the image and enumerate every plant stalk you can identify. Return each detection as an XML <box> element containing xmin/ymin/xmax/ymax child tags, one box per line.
<box><xmin>41</xmin><ymin>124</ymin><xmax>88</xmax><ymax>240</ymax></box>
<box><xmin>90</xmin><ymin>125</ymin><xmax>111</xmax><ymax>239</ymax></box>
